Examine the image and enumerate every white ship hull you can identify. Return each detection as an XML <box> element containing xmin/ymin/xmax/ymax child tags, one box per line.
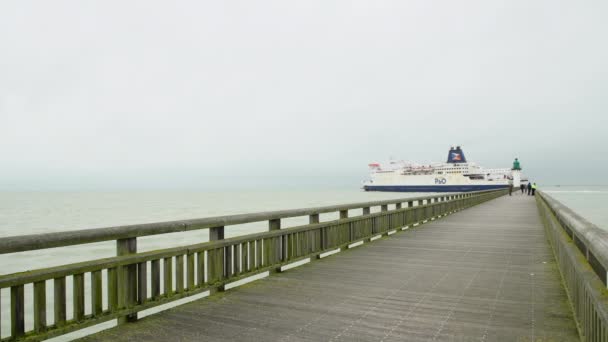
<box><xmin>363</xmin><ymin>174</ymin><xmax>509</xmax><ymax>192</ymax></box>
<box><xmin>363</xmin><ymin>146</ymin><xmax>521</xmax><ymax>193</ymax></box>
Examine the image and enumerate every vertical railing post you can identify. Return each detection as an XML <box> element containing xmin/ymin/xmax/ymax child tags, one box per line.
<box><xmin>209</xmin><ymin>226</ymin><xmax>226</xmax><ymax>283</ymax></box>
<box><xmin>150</xmin><ymin>260</ymin><xmax>161</xmax><ymax>297</ymax></box>
<box><xmin>408</xmin><ymin>201</ymin><xmax>413</xmax><ymax>208</ymax></box>
<box><xmin>269</xmin><ymin>219</ymin><xmax>281</xmax><ymax>230</ymax></box>
<box><xmin>381</xmin><ymin>205</ymin><xmax>388</xmax><ymax>212</ymax></box>
<box><xmin>309</xmin><ymin>214</ymin><xmax>321</xmax><ymax>252</ymax></box>
<box><xmin>269</xmin><ymin>219</ymin><xmax>281</xmax><ymax>264</ymax></box>
<box><xmin>210</xmin><ymin>226</ymin><xmax>224</xmax><ymax>241</ymax></box>
<box><xmin>396</xmin><ymin>203</ymin><xmax>402</xmax><ymax>209</ymax></box>
<box><xmin>11</xmin><ymin>285</ymin><xmax>24</xmax><ymax>339</ymax></box>
<box><xmin>340</xmin><ymin>210</ymin><xmax>348</xmax><ymax>219</ymax></box>
<box><xmin>90</xmin><ymin>270</ymin><xmax>103</xmax><ymax>316</ymax></box>
<box><xmin>117</xmin><ymin>237</ymin><xmax>137</xmax><ymax>324</ymax></box>
<box><xmin>340</xmin><ymin>209</ymin><xmax>350</xmax><ymax>242</ymax></box>
<box><xmin>33</xmin><ymin>280</ymin><xmax>46</xmax><ymax>332</ymax></box>
<box><xmin>363</xmin><ymin>207</ymin><xmax>370</xmax><ymax>215</ymax></box>
<box><xmin>137</xmin><ymin>261</ymin><xmax>148</xmax><ymax>304</ymax></box>
<box><xmin>54</xmin><ymin>277</ymin><xmax>66</xmax><ymax>326</ymax></box>
<box><xmin>73</xmin><ymin>274</ymin><xmax>85</xmax><ymax>322</ymax></box>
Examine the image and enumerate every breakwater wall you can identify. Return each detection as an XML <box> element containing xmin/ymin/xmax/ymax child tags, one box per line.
<box><xmin>537</xmin><ymin>191</ymin><xmax>608</xmax><ymax>342</ymax></box>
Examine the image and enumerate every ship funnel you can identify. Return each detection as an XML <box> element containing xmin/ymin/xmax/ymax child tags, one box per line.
<box><xmin>447</xmin><ymin>146</ymin><xmax>467</xmax><ymax>163</ymax></box>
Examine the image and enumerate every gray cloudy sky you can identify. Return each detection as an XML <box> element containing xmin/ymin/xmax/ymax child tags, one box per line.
<box><xmin>1</xmin><ymin>0</ymin><xmax>607</xmax><ymax>190</ymax></box>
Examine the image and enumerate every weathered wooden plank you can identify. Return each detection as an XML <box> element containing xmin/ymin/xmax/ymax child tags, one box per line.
<box><xmin>107</xmin><ymin>268</ymin><xmax>118</xmax><ymax>311</ymax></box>
<box><xmin>207</xmin><ymin>248</ymin><xmax>224</xmax><ymax>284</ymax></box>
<box><xmin>282</xmin><ymin>235</ymin><xmax>289</xmax><ymax>262</ymax></box>
<box><xmin>262</xmin><ymin>238</ymin><xmax>269</xmax><ymax>267</ymax></box>
<box><xmin>163</xmin><ymin>257</ymin><xmax>173</xmax><ymax>295</ymax></box>
<box><xmin>137</xmin><ymin>262</ymin><xmax>147</xmax><ymax>303</ymax></box>
<box><xmin>176</xmin><ymin>255</ymin><xmax>184</xmax><ymax>293</ymax></box>
<box><xmin>242</xmin><ymin>242</ymin><xmax>249</xmax><ymax>273</ymax></box>
<box><xmin>116</xmin><ymin>237</ymin><xmax>137</xmax><ymax>323</ymax></box>
<box><xmin>91</xmin><ymin>270</ymin><xmax>102</xmax><ymax>316</ymax></box>
<box><xmin>11</xmin><ymin>284</ymin><xmax>24</xmax><ymax>338</ymax></box>
<box><xmin>218</xmin><ymin>248</ymin><xmax>225</xmax><ymax>282</ymax></box>
<box><xmin>224</xmin><ymin>246</ymin><xmax>232</xmax><ymax>279</ymax></box>
<box><xmin>73</xmin><ymin>273</ymin><xmax>85</xmax><ymax>321</ymax></box>
<box><xmin>54</xmin><ymin>277</ymin><xmax>66</xmax><ymax>326</ymax></box>
<box><xmin>34</xmin><ymin>280</ymin><xmax>46</xmax><ymax>332</ymax></box>
<box><xmin>151</xmin><ymin>259</ymin><xmax>160</xmax><ymax>298</ymax></box>
<box><xmin>187</xmin><ymin>253</ymin><xmax>195</xmax><ymax>290</ymax></box>
<box><xmin>209</xmin><ymin>226</ymin><xmax>224</xmax><ymax>241</ymax></box>
<box><xmin>256</xmin><ymin>240</ymin><xmax>262</xmax><ymax>269</ymax></box>
<box><xmin>269</xmin><ymin>219</ymin><xmax>281</xmax><ymax>231</ymax></box>
<box><xmin>234</xmin><ymin>244</ymin><xmax>241</xmax><ymax>276</ymax></box>
<box><xmin>196</xmin><ymin>252</ymin><xmax>205</xmax><ymax>286</ymax></box>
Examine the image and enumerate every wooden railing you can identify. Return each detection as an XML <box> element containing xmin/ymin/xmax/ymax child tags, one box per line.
<box><xmin>537</xmin><ymin>191</ymin><xmax>608</xmax><ymax>342</ymax></box>
<box><xmin>0</xmin><ymin>189</ymin><xmax>508</xmax><ymax>341</ymax></box>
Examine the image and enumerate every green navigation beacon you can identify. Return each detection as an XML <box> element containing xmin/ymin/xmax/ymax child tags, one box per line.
<box><xmin>512</xmin><ymin>158</ymin><xmax>521</xmax><ymax>170</ymax></box>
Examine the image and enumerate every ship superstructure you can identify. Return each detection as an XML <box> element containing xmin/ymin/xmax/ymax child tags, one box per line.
<box><xmin>363</xmin><ymin>146</ymin><xmax>526</xmax><ymax>192</ymax></box>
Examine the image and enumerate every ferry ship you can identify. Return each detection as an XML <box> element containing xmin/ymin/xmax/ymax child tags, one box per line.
<box><xmin>362</xmin><ymin>146</ymin><xmax>525</xmax><ymax>192</ymax></box>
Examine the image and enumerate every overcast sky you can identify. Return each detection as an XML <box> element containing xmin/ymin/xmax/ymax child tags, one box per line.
<box><xmin>1</xmin><ymin>0</ymin><xmax>607</xmax><ymax>190</ymax></box>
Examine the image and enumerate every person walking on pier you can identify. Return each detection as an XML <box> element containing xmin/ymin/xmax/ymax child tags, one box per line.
<box><xmin>527</xmin><ymin>182</ymin><xmax>532</xmax><ymax>195</ymax></box>
<box><xmin>508</xmin><ymin>180</ymin><xmax>513</xmax><ymax>196</ymax></box>
<box><xmin>520</xmin><ymin>183</ymin><xmax>526</xmax><ymax>194</ymax></box>
<box><xmin>531</xmin><ymin>182</ymin><xmax>537</xmax><ymax>196</ymax></box>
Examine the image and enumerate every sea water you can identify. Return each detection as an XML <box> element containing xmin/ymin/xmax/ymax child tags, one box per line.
<box><xmin>541</xmin><ymin>185</ymin><xmax>608</xmax><ymax>230</ymax></box>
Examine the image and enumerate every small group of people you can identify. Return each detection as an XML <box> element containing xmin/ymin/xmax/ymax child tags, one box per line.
<box><xmin>508</xmin><ymin>181</ymin><xmax>537</xmax><ymax>196</ymax></box>
<box><xmin>520</xmin><ymin>182</ymin><xmax>537</xmax><ymax>195</ymax></box>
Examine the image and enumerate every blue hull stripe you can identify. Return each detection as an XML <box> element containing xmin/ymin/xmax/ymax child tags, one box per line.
<box><xmin>363</xmin><ymin>184</ymin><xmax>508</xmax><ymax>193</ymax></box>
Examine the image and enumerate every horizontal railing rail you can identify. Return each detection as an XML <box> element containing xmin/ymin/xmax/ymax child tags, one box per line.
<box><xmin>1</xmin><ymin>193</ymin><xmax>477</xmax><ymax>254</ymax></box>
<box><xmin>0</xmin><ymin>189</ymin><xmax>508</xmax><ymax>341</ymax></box>
<box><xmin>536</xmin><ymin>190</ymin><xmax>608</xmax><ymax>342</ymax></box>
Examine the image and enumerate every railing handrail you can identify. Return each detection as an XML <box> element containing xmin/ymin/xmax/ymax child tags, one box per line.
<box><xmin>0</xmin><ymin>209</ymin><xmax>406</xmax><ymax>288</ymax></box>
<box><xmin>0</xmin><ymin>191</ymin><xmax>491</xmax><ymax>254</ymax></box>
<box><xmin>538</xmin><ymin>190</ymin><xmax>608</xmax><ymax>277</ymax></box>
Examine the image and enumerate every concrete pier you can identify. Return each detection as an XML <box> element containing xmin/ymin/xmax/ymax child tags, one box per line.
<box><xmin>82</xmin><ymin>196</ymin><xmax>578</xmax><ymax>341</ymax></box>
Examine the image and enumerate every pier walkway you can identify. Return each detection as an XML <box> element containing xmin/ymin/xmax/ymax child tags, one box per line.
<box><xmin>83</xmin><ymin>196</ymin><xmax>578</xmax><ymax>341</ymax></box>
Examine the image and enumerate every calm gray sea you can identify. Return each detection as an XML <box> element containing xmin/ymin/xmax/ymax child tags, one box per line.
<box><xmin>0</xmin><ymin>187</ymin><xmax>605</xmax><ymax>339</ymax></box>
<box><xmin>541</xmin><ymin>185</ymin><xmax>608</xmax><ymax>229</ymax></box>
